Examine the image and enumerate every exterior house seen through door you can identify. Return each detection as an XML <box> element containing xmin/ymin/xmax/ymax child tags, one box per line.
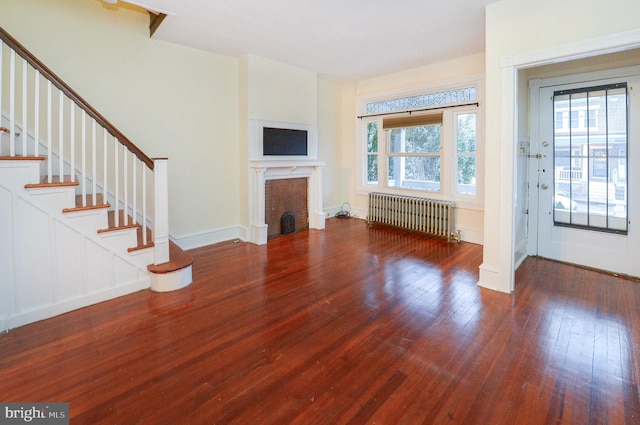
<box><xmin>530</xmin><ymin>68</ymin><xmax>640</xmax><ymax>278</ymax></box>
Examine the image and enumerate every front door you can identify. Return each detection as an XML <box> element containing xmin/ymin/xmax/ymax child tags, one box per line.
<box><xmin>533</xmin><ymin>71</ymin><xmax>640</xmax><ymax>277</ymax></box>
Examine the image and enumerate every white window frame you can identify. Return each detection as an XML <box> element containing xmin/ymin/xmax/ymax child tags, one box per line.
<box><xmin>355</xmin><ymin>76</ymin><xmax>484</xmax><ymax>210</ymax></box>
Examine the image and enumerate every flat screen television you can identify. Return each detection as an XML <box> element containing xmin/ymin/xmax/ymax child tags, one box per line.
<box><xmin>263</xmin><ymin>127</ymin><xmax>308</xmax><ymax>156</ymax></box>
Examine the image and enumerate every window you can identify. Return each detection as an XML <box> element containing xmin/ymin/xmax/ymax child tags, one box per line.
<box><xmin>357</xmin><ymin>81</ymin><xmax>483</xmax><ymax>207</ymax></box>
<box><xmin>385</xmin><ymin>112</ymin><xmax>443</xmax><ymax>191</ymax></box>
<box><xmin>366</xmin><ymin>122</ymin><xmax>379</xmax><ymax>184</ymax></box>
<box><xmin>455</xmin><ymin>112</ymin><xmax>477</xmax><ymax>195</ymax></box>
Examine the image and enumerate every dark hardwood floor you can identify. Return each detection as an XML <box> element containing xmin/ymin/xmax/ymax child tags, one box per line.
<box><xmin>2</xmin><ymin>218</ymin><xmax>640</xmax><ymax>424</ymax></box>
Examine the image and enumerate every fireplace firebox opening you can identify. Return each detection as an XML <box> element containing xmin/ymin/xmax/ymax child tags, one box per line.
<box><xmin>265</xmin><ymin>178</ymin><xmax>309</xmax><ymax>238</ymax></box>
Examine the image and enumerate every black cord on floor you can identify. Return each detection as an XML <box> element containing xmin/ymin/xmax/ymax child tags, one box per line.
<box><xmin>335</xmin><ymin>202</ymin><xmax>351</xmax><ymax>218</ymax></box>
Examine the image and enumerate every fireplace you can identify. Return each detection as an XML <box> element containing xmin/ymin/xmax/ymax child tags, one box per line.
<box><xmin>265</xmin><ymin>178</ymin><xmax>308</xmax><ymax>237</ymax></box>
<box><xmin>248</xmin><ymin>119</ymin><xmax>325</xmax><ymax>245</ymax></box>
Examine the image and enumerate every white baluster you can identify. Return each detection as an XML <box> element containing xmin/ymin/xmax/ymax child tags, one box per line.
<box><xmin>0</xmin><ymin>41</ymin><xmax>3</xmax><ymax>137</ymax></box>
<box><xmin>132</xmin><ymin>155</ymin><xmax>137</xmax><ymax>225</ymax></box>
<box><xmin>142</xmin><ymin>166</ymin><xmax>147</xmax><ymax>245</ymax></box>
<box><xmin>114</xmin><ymin>137</ymin><xmax>119</xmax><ymax>227</ymax></box>
<box><xmin>34</xmin><ymin>71</ymin><xmax>39</xmax><ymax>157</ymax></box>
<box><xmin>21</xmin><ymin>58</ymin><xmax>27</xmax><ymax>155</ymax></box>
<box><xmin>59</xmin><ymin>91</ymin><xmax>64</xmax><ymax>180</ymax></box>
<box><xmin>70</xmin><ymin>102</ymin><xmax>75</xmax><ymax>182</ymax></box>
<box><xmin>103</xmin><ymin>129</ymin><xmax>108</xmax><ymax>208</ymax></box>
<box><xmin>9</xmin><ymin>49</ymin><xmax>15</xmax><ymax>157</ymax></box>
<box><xmin>47</xmin><ymin>80</ymin><xmax>52</xmax><ymax>182</ymax></box>
<box><xmin>92</xmin><ymin>120</ymin><xmax>97</xmax><ymax>206</ymax></box>
<box><xmin>81</xmin><ymin>110</ymin><xmax>86</xmax><ymax>206</ymax></box>
<box><xmin>123</xmin><ymin>146</ymin><xmax>128</xmax><ymax>225</ymax></box>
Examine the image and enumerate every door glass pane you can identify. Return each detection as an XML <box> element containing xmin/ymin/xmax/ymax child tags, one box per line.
<box><xmin>553</xmin><ymin>83</ymin><xmax>628</xmax><ymax>234</ymax></box>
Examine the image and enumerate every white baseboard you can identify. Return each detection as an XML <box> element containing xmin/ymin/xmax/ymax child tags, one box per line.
<box><xmin>349</xmin><ymin>206</ymin><xmax>369</xmax><ymax>220</ymax></box>
<box><xmin>514</xmin><ymin>238</ymin><xmax>529</xmax><ymax>270</ymax></box>
<box><xmin>170</xmin><ymin>216</ymin><xmax>485</xmax><ymax>249</ymax></box>
<box><xmin>477</xmin><ymin>263</ymin><xmax>512</xmax><ymax>293</ymax></box>
<box><xmin>3</xmin><ymin>278</ymin><xmax>149</xmax><ymax>332</ymax></box>
<box><xmin>458</xmin><ymin>227</ymin><xmax>484</xmax><ymax>245</ymax></box>
<box><xmin>171</xmin><ymin>225</ymin><xmax>248</xmax><ymax>250</ymax></box>
<box><xmin>323</xmin><ymin>205</ymin><xmax>343</xmax><ymax>219</ymax></box>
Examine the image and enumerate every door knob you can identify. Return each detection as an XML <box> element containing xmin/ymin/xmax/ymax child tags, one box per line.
<box><xmin>540</xmin><ymin>183</ymin><xmax>549</xmax><ymax>190</ymax></box>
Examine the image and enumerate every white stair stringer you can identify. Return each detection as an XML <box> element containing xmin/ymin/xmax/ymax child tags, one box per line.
<box><xmin>0</xmin><ymin>166</ymin><xmax>151</xmax><ymax>332</ymax></box>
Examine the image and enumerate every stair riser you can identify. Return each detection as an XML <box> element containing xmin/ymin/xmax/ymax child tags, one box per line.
<box><xmin>128</xmin><ymin>248</ymin><xmax>155</xmax><ymax>270</ymax></box>
<box><xmin>63</xmin><ymin>209</ymin><xmax>109</xmax><ymax>235</ymax></box>
<box><xmin>0</xmin><ymin>161</ymin><xmax>41</xmax><ymax>188</ymax></box>
<box><xmin>25</xmin><ymin>187</ymin><xmax>76</xmax><ymax>212</ymax></box>
<box><xmin>98</xmin><ymin>228</ymin><xmax>139</xmax><ymax>253</ymax></box>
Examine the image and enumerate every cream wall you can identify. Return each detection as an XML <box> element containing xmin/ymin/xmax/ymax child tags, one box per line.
<box><xmin>483</xmin><ymin>0</ymin><xmax>640</xmax><ymax>292</ymax></box>
<box><xmin>350</xmin><ymin>53</ymin><xmax>486</xmax><ymax>242</ymax></box>
<box><xmin>245</xmin><ymin>55</ymin><xmax>317</xmax><ymax>125</ymax></box>
<box><xmin>317</xmin><ymin>79</ymin><xmax>354</xmax><ymax>213</ymax></box>
<box><xmin>0</xmin><ymin>0</ymin><xmax>240</xmax><ymax>242</ymax></box>
<box><xmin>239</xmin><ymin>56</ymin><xmax>351</xmax><ymax>226</ymax></box>
<box><xmin>1</xmin><ymin>0</ymin><xmax>352</xmax><ymax>247</ymax></box>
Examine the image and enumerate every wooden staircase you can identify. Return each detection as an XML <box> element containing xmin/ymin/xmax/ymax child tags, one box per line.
<box><xmin>0</xmin><ymin>26</ymin><xmax>193</xmax><ymax>331</ymax></box>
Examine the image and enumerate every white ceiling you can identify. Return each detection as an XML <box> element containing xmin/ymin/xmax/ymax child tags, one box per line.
<box><xmin>126</xmin><ymin>0</ymin><xmax>498</xmax><ymax>83</ymax></box>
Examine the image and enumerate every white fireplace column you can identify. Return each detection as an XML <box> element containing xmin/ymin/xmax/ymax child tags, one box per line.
<box><xmin>249</xmin><ymin>160</ymin><xmax>326</xmax><ymax>245</ymax></box>
<box><xmin>249</xmin><ymin>166</ymin><xmax>269</xmax><ymax>244</ymax></box>
<box><xmin>308</xmin><ymin>164</ymin><xmax>325</xmax><ymax>230</ymax></box>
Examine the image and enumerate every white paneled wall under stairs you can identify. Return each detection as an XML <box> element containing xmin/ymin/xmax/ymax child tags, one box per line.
<box><xmin>0</xmin><ymin>157</ymin><xmax>146</xmax><ymax>331</ymax></box>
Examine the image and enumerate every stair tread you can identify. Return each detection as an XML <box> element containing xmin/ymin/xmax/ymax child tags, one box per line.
<box><xmin>0</xmin><ymin>155</ymin><xmax>46</xmax><ymax>161</ymax></box>
<box><xmin>97</xmin><ymin>210</ymin><xmax>140</xmax><ymax>233</ymax></box>
<box><xmin>25</xmin><ymin>175</ymin><xmax>79</xmax><ymax>188</ymax></box>
<box><xmin>62</xmin><ymin>194</ymin><xmax>110</xmax><ymax>213</ymax></box>
<box><xmin>97</xmin><ymin>211</ymin><xmax>153</xmax><ymax>253</ymax></box>
<box><xmin>128</xmin><ymin>226</ymin><xmax>154</xmax><ymax>252</ymax></box>
<box><xmin>147</xmin><ymin>241</ymin><xmax>194</xmax><ymax>274</ymax></box>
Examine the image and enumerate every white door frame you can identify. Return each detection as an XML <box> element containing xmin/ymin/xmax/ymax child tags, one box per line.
<box><xmin>498</xmin><ymin>29</ymin><xmax>640</xmax><ymax>293</ymax></box>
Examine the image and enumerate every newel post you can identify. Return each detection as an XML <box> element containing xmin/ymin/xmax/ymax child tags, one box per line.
<box><xmin>153</xmin><ymin>158</ymin><xmax>170</xmax><ymax>265</ymax></box>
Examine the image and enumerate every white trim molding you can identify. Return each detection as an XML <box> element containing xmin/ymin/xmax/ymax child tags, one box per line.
<box><xmin>484</xmin><ymin>28</ymin><xmax>640</xmax><ymax>294</ymax></box>
<box><xmin>248</xmin><ymin>160</ymin><xmax>326</xmax><ymax>245</ymax></box>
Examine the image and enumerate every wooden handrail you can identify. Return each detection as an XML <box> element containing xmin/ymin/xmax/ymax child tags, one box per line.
<box><xmin>0</xmin><ymin>26</ymin><xmax>154</xmax><ymax>170</ymax></box>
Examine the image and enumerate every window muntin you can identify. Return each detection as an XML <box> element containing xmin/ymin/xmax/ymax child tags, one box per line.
<box><xmin>553</xmin><ymin>83</ymin><xmax>628</xmax><ymax>234</ymax></box>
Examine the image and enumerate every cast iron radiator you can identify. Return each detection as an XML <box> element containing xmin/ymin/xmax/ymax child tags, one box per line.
<box><xmin>367</xmin><ymin>192</ymin><xmax>461</xmax><ymax>242</ymax></box>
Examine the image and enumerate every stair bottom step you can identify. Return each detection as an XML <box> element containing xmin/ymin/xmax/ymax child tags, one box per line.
<box><xmin>147</xmin><ymin>241</ymin><xmax>194</xmax><ymax>274</ymax></box>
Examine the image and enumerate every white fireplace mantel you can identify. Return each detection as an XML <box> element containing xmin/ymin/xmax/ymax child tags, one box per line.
<box><xmin>249</xmin><ymin>160</ymin><xmax>326</xmax><ymax>245</ymax></box>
